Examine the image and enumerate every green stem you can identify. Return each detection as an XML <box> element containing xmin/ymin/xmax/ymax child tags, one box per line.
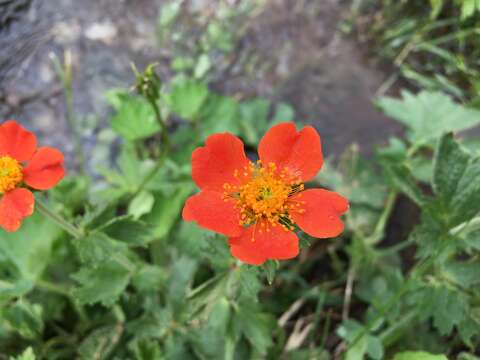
<box><xmin>52</xmin><ymin>51</ymin><xmax>86</xmax><ymax>176</ymax></box>
<box><xmin>130</xmin><ymin>98</ymin><xmax>170</xmax><ymax>199</ymax></box>
<box><xmin>36</xmin><ymin>199</ymin><xmax>84</xmax><ymax>239</ymax></box>
<box><xmin>36</xmin><ymin>279</ymin><xmax>70</xmax><ymax>297</ymax></box>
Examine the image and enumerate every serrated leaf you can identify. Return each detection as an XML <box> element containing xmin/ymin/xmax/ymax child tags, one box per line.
<box><xmin>72</xmin><ymin>260</ymin><xmax>131</xmax><ymax>306</ymax></box>
<box><xmin>111</xmin><ymin>96</ymin><xmax>160</xmax><ymax>141</ymax></box>
<box><xmin>101</xmin><ymin>217</ymin><xmax>153</xmax><ymax>246</ymax></box>
<box><xmin>377</xmin><ymin>91</ymin><xmax>480</xmax><ymax>145</ymax></box>
<box><xmin>236</xmin><ymin>302</ymin><xmax>275</xmax><ymax>355</ymax></box>
<box><xmin>74</xmin><ymin>232</ymin><xmax>126</xmax><ymax>264</ymax></box>
<box><xmin>418</xmin><ymin>284</ymin><xmax>468</xmax><ymax>335</ymax></box>
<box><xmin>235</xmin><ymin>266</ymin><xmax>262</xmax><ymax>299</ymax></box>
<box><xmin>1</xmin><ymin>300</ymin><xmax>43</xmax><ymax>339</ymax></box>
<box><xmin>393</xmin><ymin>351</ymin><xmax>447</xmax><ymax>360</ymax></box>
<box><xmin>450</xmin><ymin>157</ymin><xmax>480</xmax><ymax>226</ymax></box>
<box><xmin>433</xmin><ymin>133</ymin><xmax>470</xmax><ymax>206</ymax></box>
<box><xmin>167</xmin><ymin>79</ymin><xmax>209</xmax><ymax>120</ymax></box>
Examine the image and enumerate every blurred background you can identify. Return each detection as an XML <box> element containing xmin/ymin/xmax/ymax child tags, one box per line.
<box><xmin>0</xmin><ymin>0</ymin><xmax>409</xmax><ymax>166</ymax></box>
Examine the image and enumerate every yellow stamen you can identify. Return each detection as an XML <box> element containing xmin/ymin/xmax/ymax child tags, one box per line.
<box><xmin>0</xmin><ymin>156</ymin><xmax>23</xmax><ymax>193</ymax></box>
<box><xmin>223</xmin><ymin>161</ymin><xmax>305</xmax><ymax>235</ymax></box>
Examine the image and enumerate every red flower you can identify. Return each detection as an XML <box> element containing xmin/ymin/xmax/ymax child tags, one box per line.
<box><xmin>0</xmin><ymin>120</ymin><xmax>66</xmax><ymax>232</ymax></box>
<box><xmin>183</xmin><ymin>122</ymin><xmax>349</xmax><ymax>265</ymax></box>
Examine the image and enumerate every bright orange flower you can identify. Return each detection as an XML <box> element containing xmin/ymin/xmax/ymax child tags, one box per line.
<box><xmin>0</xmin><ymin>120</ymin><xmax>66</xmax><ymax>232</ymax></box>
<box><xmin>183</xmin><ymin>122</ymin><xmax>349</xmax><ymax>265</ymax></box>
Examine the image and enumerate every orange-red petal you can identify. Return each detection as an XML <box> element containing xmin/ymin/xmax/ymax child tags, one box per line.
<box><xmin>0</xmin><ymin>120</ymin><xmax>37</xmax><ymax>162</ymax></box>
<box><xmin>228</xmin><ymin>223</ymin><xmax>299</xmax><ymax>265</ymax></box>
<box><xmin>290</xmin><ymin>189</ymin><xmax>348</xmax><ymax>238</ymax></box>
<box><xmin>0</xmin><ymin>188</ymin><xmax>34</xmax><ymax>232</ymax></box>
<box><xmin>258</xmin><ymin>122</ymin><xmax>323</xmax><ymax>182</ymax></box>
<box><xmin>183</xmin><ymin>190</ymin><xmax>243</xmax><ymax>237</ymax></box>
<box><xmin>192</xmin><ymin>133</ymin><xmax>250</xmax><ymax>192</ymax></box>
<box><xmin>23</xmin><ymin>147</ymin><xmax>66</xmax><ymax>190</ymax></box>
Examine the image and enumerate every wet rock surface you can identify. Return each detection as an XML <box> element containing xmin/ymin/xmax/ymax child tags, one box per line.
<box><xmin>0</xmin><ymin>0</ymin><xmax>400</xmax><ymax>162</ymax></box>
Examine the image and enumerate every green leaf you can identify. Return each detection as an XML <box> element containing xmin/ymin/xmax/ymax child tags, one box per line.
<box><xmin>199</xmin><ymin>94</ymin><xmax>241</xmax><ymax>139</ymax></box>
<box><xmin>128</xmin><ymin>191</ymin><xmax>155</xmax><ymax>219</ymax></box>
<box><xmin>393</xmin><ymin>351</ymin><xmax>447</xmax><ymax>360</ymax></box>
<box><xmin>450</xmin><ymin>156</ymin><xmax>480</xmax><ymax>226</ymax></box>
<box><xmin>239</xmin><ymin>99</ymin><xmax>271</xmax><ymax>145</ymax></box>
<box><xmin>168</xmin><ymin>79</ymin><xmax>209</xmax><ymax>120</ymax></box>
<box><xmin>417</xmin><ymin>284</ymin><xmax>468</xmax><ymax>335</ymax></box>
<box><xmin>72</xmin><ymin>260</ymin><xmax>131</xmax><ymax>306</ymax></box>
<box><xmin>191</xmin><ymin>297</ymin><xmax>231</xmax><ymax>358</ymax></box>
<box><xmin>78</xmin><ymin>324</ymin><xmax>122</xmax><ymax>360</ymax></box>
<box><xmin>159</xmin><ymin>1</ymin><xmax>181</xmax><ymax>27</ymax></box>
<box><xmin>236</xmin><ymin>303</ymin><xmax>275</xmax><ymax>355</ymax></box>
<box><xmin>132</xmin><ymin>264</ymin><xmax>166</xmax><ymax>293</ymax></box>
<box><xmin>74</xmin><ymin>232</ymin><xmax>126</xmax><ymax>264</ymax></box>
<box><xmin>262</xmin><ymin>260</ymin><xmax>277</xmax><ymax>285</ymax></box>
<box><xmin>128</xmin><ymin>339</ymin><xmax>163</xmax><ymax>360</ymax></box>
<box><xmin>337</xmin><ymin>320</ymin><xmax>383</xmax><ymax>360</ymax></box>
<box><xmin>461</xmin><ymin>0</ymin><xmax>477</xmax><ymax>19</ymax></box>
<box><xmin>381</xmin><ymin>162</ymin><xmax>425</xmax><ymax>206</ymax></box>
<box><xmin>167</xmin><ymin>256</ymin><xmax>197</xmax><ymax>306</ymax></box>
<box><xmin>111</xmin><ymin>96</ymin><xmax>160</xmax><ymax>141</ymax></box>
<box><xmin>377</xmin><ymin>91</ymin><xmax>480</xmax><ymax>145</ymax></box>
<box><xmin>235</xmin><ymin>266</ymin><xmax>262</xmax><ymax>300</ymax></box>
<box><xmin>144</xmin><ymin>184</ymin><xmax>194</xmax><ymax>238</ymax></box>
<box><xmin>429</xmin><ymin>0</ymin><xmax>444</xmax><ymax>19</ymax></box>
<box><xmin>9</xmin><ymin>347</ymin><xmax>36</xmax><ymax>360</ymax></box>
<box><xmin>0</xmin><ymin>212</ymin><xmax>62</xmax><ymax>283</ymax></box>
<box><xmin>1</xmin><ymin>300</ymin><xmax>43</xmax><ymax>339</ymax></box>
<box><xmin>337</xmin><ymin>320</ymin><xmax>367</xmax><ymax>360</ymax></box>
<box><xmin>101</xmin><ymin>217</ymin><xmax>153</xmax><ymax>246</ymax></box>
<box><xmin>272</xmin><ymin>102</ymin><xmax>295</xmax><ymax>123</ymax></box>
<box><xmin>127</xmin><ymin>307</ymin><xmax>173</xmax><ymax>340</ymax></box>
<box><xmin>194</xmin><ymin>54</ymin><xmax>212</xmax><ymax>79</ymax></box>
<box><xmin>433</xmin><ymin>133</ymin><xmax>470</xmax><ymax>206</ymax></box>
<box><xmin>442</xmin><ymin>260</ymin><xmax>480</xmax><ymax>287</ymax></box>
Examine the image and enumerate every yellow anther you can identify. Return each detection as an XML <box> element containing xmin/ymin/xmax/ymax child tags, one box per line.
<box><xmin>0</xmin><ymin>156</ymin><xmax>23</xmax><ymax>193</ymax></box>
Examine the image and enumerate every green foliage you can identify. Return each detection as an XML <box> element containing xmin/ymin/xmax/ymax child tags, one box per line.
<box><xmin>9</xmin><ymin>347</ymin><xmax>36</xmax><ymax>360</ymax></box>
<box><xmin>393</xmin><ymin>351</ymin><xmax>448</xmax><ymax>360</ymax></box>
<box><xmin>352</xmin><ymin>0</ymin><xmax>480</xmax><ymax>103</ymax></box>
<box><xmin>377</xmin><ymin>91</ymin><xmax>480</xmax><ymax>145</ymax></box>
<box><xmin>107</xmin><ymin>90</ymin><xmax>161</xmax><ymax>141</ymax></box>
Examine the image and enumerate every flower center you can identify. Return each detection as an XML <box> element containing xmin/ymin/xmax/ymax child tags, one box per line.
<box><xmin>0</xmin><ymin>156</ymin><xmax>23</xmax><ymax>193</ymax></box>
<box><xmin>223</xmin><ymin>161</ymin><xmax>305</xmax><ymax>234</ymax></box>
